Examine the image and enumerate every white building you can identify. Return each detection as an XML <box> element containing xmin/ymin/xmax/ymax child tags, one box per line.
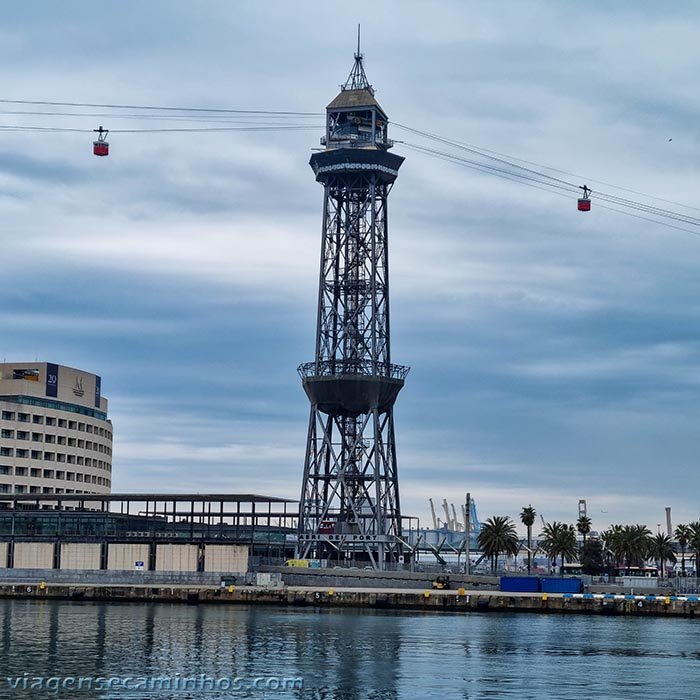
<box><xmin>0</xmin><ymin>362</ymin><xmax>113</xmax><ymax>504</ymax></box>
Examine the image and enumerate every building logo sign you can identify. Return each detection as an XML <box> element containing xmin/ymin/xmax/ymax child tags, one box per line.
<box><xmin>94</xmin><ymin>375</ymin><xmax>101</xmax><ymax>408</ymax></box>
<box><xmin>73</xmin><ymin>377</ymin><xmax>85</xmax><ymax>397</ymax></box>
<box><xmin>45</xmin><ymin>363</ymin><xmax>59</xmax><ymax>398</ymax></box>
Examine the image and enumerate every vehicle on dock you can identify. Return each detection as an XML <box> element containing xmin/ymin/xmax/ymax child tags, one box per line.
<box><xmin>432</xmin><ymin>575</ymin><xmax>450</xmax><ymax>590</ymax></box>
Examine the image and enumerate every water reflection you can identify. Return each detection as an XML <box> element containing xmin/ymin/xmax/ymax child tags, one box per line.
<box><xmin>0</xmin><ymin>601</ymin><xmax>699</xmax><ymax>699</ymax></box>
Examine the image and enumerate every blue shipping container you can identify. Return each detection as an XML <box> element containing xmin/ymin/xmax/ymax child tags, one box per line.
<box><xmin>500</xmin><ymin>576</ymin><xmax>541</xmax><ymax>593</ymax></box>
<box><xmin>540</xmin><ymin>577</ymin><xmax>583</xmax><ymax>594</ymax></box>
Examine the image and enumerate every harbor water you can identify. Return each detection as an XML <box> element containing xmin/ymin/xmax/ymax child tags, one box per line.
<box><xmin>1</xmin><ymin>599</ymin><xmax>699</xmax><ymax>699</ymax></box>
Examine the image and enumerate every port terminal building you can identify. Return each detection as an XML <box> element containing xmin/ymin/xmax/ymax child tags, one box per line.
<box><xmin>0</xmin><ymin>362</ymin><xmax>113</xmax><ymax>502</ymax></box>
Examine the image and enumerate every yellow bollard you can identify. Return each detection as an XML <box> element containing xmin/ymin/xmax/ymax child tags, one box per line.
<box><xmin>39</xmin><ymin>582</ymin><xmax>46</xmax><ymax>591</ymax></box>
<box><xmin>424</xmin><ymin>590</ymin><xmax>430</xmax><ymax>598</ymax></box>
<box><xmin>228</xmin><ymin>585</ymin><xmax>234</xmax><ymax>593</ymax></box>
<box><xmin>665</xmin><ymin>597</ymin><xmax>671</xmax><ymax>605</ymax></box>
<box><xmin>542</xmin><ymin>594</ymin><xmax>548</xmax><ymax>601</ymax></box>
<box><xmin>458</xmin><ymin>587</ymin><xmax>466</xmax><ymax>596</ymax></box>
<box><xmin>328</xmin><ymin>588</ymin><xmax>335</xmax><ymax>596</ymax></box>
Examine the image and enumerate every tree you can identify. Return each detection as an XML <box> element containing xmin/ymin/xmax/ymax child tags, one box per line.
<box><xmin>618</xmin><ymin>524</ymin><xmax>652</xmax><ymax>568</ymax></box>
<box><xmin>520</xmin><ymin>505</ymin><xmax>536</xmax><ymax>574</ymax></box>
<box><xmin>675</xmin><ymin>524</ymin><xmax>691</xmax><ymax>576</ymax></box>
<box><xmin>478</xmin><ymin>516</ymin><xmax>519</xmax><ymax>574</ymax></box>
<box><xmin>576</xmin><ymin>515</ymin><xmax>592</xmax><ymax>547</ymax></box>
<box><xmin>601</xmin><ymin>525</ymin><xmax>625</xmax><ymax>567</ymax></box>
<box><xmin>688</xmin><ymin>521</ymin><xmax>700</xmax><ymax>576</ymax></box>
<box><xmin>539</xmin><ymin>522</ymin><xmax>577</xmax><ymax>573</ymax></box>
<box><xmin>648</xmin><ymin>533</ymin><xmax>676</xmax><ymax>577</ymax></box>
<box><xmin>580</xmin><ymin>538</ymin><xmax>605</xmax><ymax>575</ymax></box>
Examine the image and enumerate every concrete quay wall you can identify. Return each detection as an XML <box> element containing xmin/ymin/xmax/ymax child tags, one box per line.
<box><xmin>0</xmin><ymin>584</ymin><xmax>698</xmax><ymax>618</ymax></box>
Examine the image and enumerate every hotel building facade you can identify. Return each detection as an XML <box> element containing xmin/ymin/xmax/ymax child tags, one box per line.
<box><xmin>0</xmin><ymin>362</ymin><xmax>113</xmax><ymax>503</ymax></box>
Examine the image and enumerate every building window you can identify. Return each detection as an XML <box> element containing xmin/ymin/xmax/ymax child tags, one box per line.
<box><xmin>1</xmin><ymin>411</ymin><xmax>15</xmax><ymax>421</ymax></box>
<box><xmin>0</xmin><ymin>483</ymin><xmax>10</xmax><ymax>493</ymax></box>
<box><xmin>30</xmin><ymin>468</ymin><xmax>41</xmax><ymax>478</ymax></box>
<box><xmin>0</xmin><ymin>448</ymin><xmax>13</xmax><ymax>457</ymax></box>
<box><xmin>32</xmin><ymin>415</ymin><xmax>43</xmax><ymax>424</ymax></box>
<box><xmin>0</xmin><ymin>466</ymin><xmax>10</xmax><ymax>475</ymax></box>
<box><xmin>57</xmin><ymin>436</ymin><xmax>66</xmax><ymax>445</ymax></box>
<box><xmin>1</xmin><ymin>429</ymin><xmax>13</xmax><ymax>439</ymax></box>
<box><xmin>42</xmin><ymin>487</ymin><xmax>54</xmax><ymax>494</ymax></box>
<box><xmin>68</xmin><ymin>421</ymin><xmax>77</xmax><ymax>430</ymax></box>
<box><xmin>77</xmin><ymin>440</ymin><xmax>85</xmax><ymax>449</ymax></box>
<box><xmin>14</xmin><ymin>485</ymin><xmax>26</xmax><ymax>494</ymax></box>
<box><xmin>31</xmin><ymin>451</ymin><xmax>41</xmax><ymax>460</ymax></box>
<box><xmin>67</xmin><ymin>438</ymin><xmax>76</xmax><ymax>447</ymax></box>
<box><xmin>58</xmin><ymin>419</ymin><xmax>66</xmax><ymax>428</ymax></box>
<box><xmin>15</xmin><ymin>449</ymin><xmax>28</xmax><ymax>458</ymax></box>
<box><xmin>43</xmin><ymin>470</ymin><xmax>54</xmax><ymax>479</ymax></box>
<box><xmin>43</xmin><ymin>452</ymin><xmax>54</xmax><ymax>461</ymax></box>
<box><xmin>32</xmin><ymin>433</ymin><xmax>43</xmax><ymax>442</ymax></box>
<box><xmin>16</xmin><ymin>431</ymin><xmax>29</xmax><ymax>440</ymax></box>
<box><xmin>78</xmin><ymin>423</ymin><xmax>85</xmax><ymax>431</ymax></box>
<box><xmin>29</xmin><ymin>486</ymin><xmax>40</xmax><ymax>494</ymax></box>
<box><xmin>15</xmin><ymin>467</ymin><xmax>27</xmax><ymax>476</ymax></box>
<box><xmin>56</xmin><ymin>471</ymin><xmax>65</xmax><ymax>480</ymax></box>
<box><xmin>17</xmin><ymin>413</ymin><xmax>29</xmax><ymax>423</ymax></box>
<box><xmin>45</xmin><ymin>417</ymin><xmax>56</xmax><ymax>426</ymax></box>
<box><xmin>67</xmin><ymin>455</ymin><xmax>75</xmax><ymax>464</ymax></box>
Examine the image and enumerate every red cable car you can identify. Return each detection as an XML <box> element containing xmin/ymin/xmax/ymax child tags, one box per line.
<box><xmin>93</xmin><ymin>126</ymin><xmax>109</xmax><ymax>156</ymax></box>
<box><xmin>578</xmin><ymin>185</ymin><xmax>591</xmax><ymax>211</ymax></box>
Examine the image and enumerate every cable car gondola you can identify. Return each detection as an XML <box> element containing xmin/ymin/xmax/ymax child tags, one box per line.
<box><xmin>578</xmin><ymin>185</ymin><xmax>591</xmax><ymax>211</ymax></box>
<box><xmin>93</xmin><ymin>126</ymin><xmax>109</xmax><ymax>156</ymax></box>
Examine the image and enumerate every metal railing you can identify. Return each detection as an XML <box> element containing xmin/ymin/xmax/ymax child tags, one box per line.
<box><xmin>298</xmin><ymin>360</ymin><xmax>409</xmax><ymax>380</ymax></box>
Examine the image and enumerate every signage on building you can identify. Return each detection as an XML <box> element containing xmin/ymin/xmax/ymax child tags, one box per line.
<box><xmin>94</xmin><ymin>375</ymin><xmax>101</xmax><ymax>408</ymax></box>
<box><xmin>45</xmin><ymin>364</ymin><xmax>59</xmax><ymax>398</ymax></box>
<box><xmin>72</xmin><ymin>377</ymin><xmax>85</xmax><ymax>397</ymax></box>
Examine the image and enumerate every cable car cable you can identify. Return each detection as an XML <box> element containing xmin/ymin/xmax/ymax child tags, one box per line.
<box><xmin>394</xmin><ymin>122</ymin><xmax>700</xmax><ymax>214</ymax></box>
<box><xmin>0</xmin><ymin>98</ymin><xmax>319</xmax><ymax>116</ymax></box>
<box><xmin>401</xmin><ymin>131</ymin><xmax>700</xmax><ymax>228</ymax></box>
<box><xmin>402</xmin><ymin>142</ymin><xmax>700</xmax><ymax>238</ymax></box>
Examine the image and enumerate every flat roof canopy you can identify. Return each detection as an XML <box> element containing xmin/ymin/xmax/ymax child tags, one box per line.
<box><xmin>2</xmin><ymin>493</ymin><xmax>297</xmax><ymax>504</ymax></box>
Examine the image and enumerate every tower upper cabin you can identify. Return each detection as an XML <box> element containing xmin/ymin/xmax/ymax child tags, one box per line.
<box><xmin>321</xmin><ymin>44</ymin><xmax>393</xmax><ymax>151</ymax></box>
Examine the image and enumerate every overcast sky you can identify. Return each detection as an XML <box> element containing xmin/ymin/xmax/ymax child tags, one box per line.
<box><xmin>2</xmin><ymin>1</ymin><xmax>700</xmax><ymax>534</ymax></box>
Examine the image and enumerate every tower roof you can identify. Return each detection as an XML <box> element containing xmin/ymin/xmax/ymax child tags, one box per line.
<box><xmin>326</xmin><ymin>88</ymin><xmax>382</xmax><ymax>111</ymax></box>
<box><xmin>326</xmin><ymin>27</ymin><xmax>387</xmax><ymax>118</ymax></box>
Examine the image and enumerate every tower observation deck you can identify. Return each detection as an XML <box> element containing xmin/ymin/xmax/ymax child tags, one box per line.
<box><xmin>297</xmin><ymin>41</ymin><xmax>407</xmax><ymax>569</ymax></box>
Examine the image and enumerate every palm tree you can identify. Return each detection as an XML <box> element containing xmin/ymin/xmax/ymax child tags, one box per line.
<box><xmin>478</xmin><ymin>516</ymin><xmax>519</xmax><ymax>574</ymax></box>
<box><xmin>539</xmin><ymin>522</ymin><xmax>577</xmax><ymax>573</ymax></box>
<box><xmin>619</xmin><ymin>524</ymin><xmax>652</xmax><ymax>568</ymax></box>
<box><xmin>601</xmin><ymin>525</ymin><xmax>625</xmax><ymax>568</ymax></box>
<box><xmin>688</xmin><ymin>521</ymin><xmax>700</xmax><ymax>576</ymax></box>
<box><xmin>675</xmin><ymin>524</ymin><xmax>691</xmax><ymax>576</ymax></box>
<box><xmin>520</xmin><ymin>505</ymin><xmax>536</xmax><ymax>574</ymax></box>
<box><xmin>649</xmin><ymin>533</ymin><xmax>676</xmax><ymax>577</ymax></box>
<box><xmin>576</xmin><ymin>515</ymin><xmax>592</xmax><ymax>547</ymax></box>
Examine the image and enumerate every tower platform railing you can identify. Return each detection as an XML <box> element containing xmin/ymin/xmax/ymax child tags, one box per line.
<box><xmin>298</xmin><ymin>360</ymin><xmax>409</xmax><ymax>381</ymax></box>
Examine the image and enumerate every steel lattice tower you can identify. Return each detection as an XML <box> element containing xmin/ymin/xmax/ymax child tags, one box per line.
<box><xmin>297</xmin><ymin>42</ymin><xmax>408</xmax><ymax>569</ymax></box>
